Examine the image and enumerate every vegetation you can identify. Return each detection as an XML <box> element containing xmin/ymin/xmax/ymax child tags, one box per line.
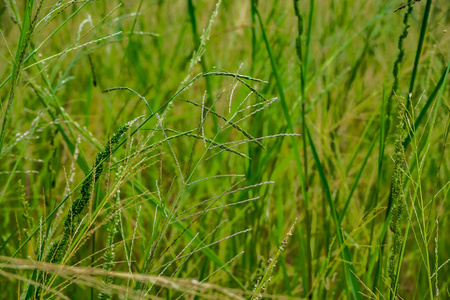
<box><xmin>0</xmin><ymin>0</ymin><xmax>448</xmax><ymax>299</ymax></box>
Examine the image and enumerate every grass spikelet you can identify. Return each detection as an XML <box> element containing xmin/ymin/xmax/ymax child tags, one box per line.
<box><xmin>98</xmin><ymin>168</ymin><xmax>122</xmax><ymax>300</ymax></box>
<box><xmin>385</xmin><ymin>3</ymin><xmax>413</xmax><ymax>133</ymax></box>
<box><xmin>394</xmin><ymin>0</ymin><xmax>422</xmax><ymax>12</ymax></box>
<box><xmin>182</xmin><ymin>0</ymin><xmax>223</xmax><ymax>86</ymax></box>
<box><xmin>250</xmin><ymin>219</ymin><xmax>297</xmax><ymax>300</ymax></box>
<box><xmin>34</xmin><ymin>123</ymin><xmax>130</xmax><ymax>297</ymax></box>
<box><xmin>18</xmin><ymin>180</ymin><xmax>33</xmax><ymax>236</ymax></box>
<box><xmin>387</xmin><ymin>101</ymin><xmax>406</xmax><ymax>292</ymax></box>
<box><xmin>2</xmin><ymin>0</ymin><xmax>21</xmax><ymax>25</ymax></box>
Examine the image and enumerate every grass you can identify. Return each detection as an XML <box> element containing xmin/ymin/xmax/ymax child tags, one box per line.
<box><xmin>0</xmin><ymin>0</ymin><xmax>449</xmax><ymax>299</ymax></box>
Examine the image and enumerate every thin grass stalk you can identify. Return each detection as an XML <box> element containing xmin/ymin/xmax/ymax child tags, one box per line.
<box><xmin>293</xmin><ymin>0</ymin><xmax>313</xmax><ymax>294</ymax></box>
<box><xmin>3</xmin><ymin>0</ymin><xmax>21</xmax><ymax>26</ymax></box>
<box><xmin>254</xmin><ymin>6</ymin><xmax>312</xmax><ymax>295</ymax></box>
<box><xmin>253</xmin><ymin>2</ymin><xmax>308</xmax><ymax>240</ymax></box>
<box><xmin>369</xmin><ymin>65</ymin><xmax>448</xmax><ymax>292</ymax></box>
<box><xmin>250</xmin><ymin>0</ymin><xmax>258</xmax><ymax>75</ymax></box>
<box><xmin>186</xmin><ymin>0</ymin><xmax>215</xmax><ymax>113</ymax></box>
<box><xmin>366</xmin><ymin>84</ymin><xmax>387</xmax><ymax>288</ymax></box>
<box><xmin>403</xmin><ymin>65</ymin><xmax>449</xmax><ymax>149</ymax></box>
<box><xmin>340</xmin><ymin>130</ymin><xmax>380</xmax><ymax>221</ymax></box>
<box><xmin>254</xmin><ymin>6</ymin><xmax>312</xmax><ymax>296</ymax></box>
<box><xmin>250</xmin><ymin>219</ymin><xmax>297</xmax><ymax>300</ymax></box>
<box><xmin>0</xmin><ymin>2</ymin><xmax>91</xmax><ymax>90</ymax></box>
<box><xmin>407</xmin><ymin>0</ymin><xmax>433</xmax><ymax>109</ymax></box>
<box><xmin>0</xmin><ymin>0</ymin><xmax>36</xmax><ymax>154</ymax></box>
<box><xmin>395</xmin><ymin>65</ymin><xmax>449</xmax><ymax>298</ymax></box>
<box><xmin>385</xmin><ymin>3</ymin><xmax>413</xmax><ymax>139</ymax></box>
<box><xmin>369</xmin><ymin>65</ymin><xmax>447</xmax><ymax>295</ymax></box>
<box><xmin>97</xmin><ymin>195</ymin><xmax>120</xmax><ymax>300</ymax></box>
<box><xmin>370</xmin><ymin>4</ymin><xmax>413</xmax><ymax>292</ymax></box>
<box><xmin>305</xmin><ymin>126</ymin><xmax>361</xmax><ymax>300</ymax></box>
<box><xmin>117</xmin><ymin>0</ymin><xmax>144</xmax><ymax>81</ymax></box>
<box><xmin>7</xmin><ymin>5</ymin><xmax>124</xmax><ymax>200</ymax></box>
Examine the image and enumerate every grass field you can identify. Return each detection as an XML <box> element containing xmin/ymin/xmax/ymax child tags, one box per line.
<box><xmin>0</xmin><ymin>0</ymin><xmax>449</xmax><ymax>299</ymax></box>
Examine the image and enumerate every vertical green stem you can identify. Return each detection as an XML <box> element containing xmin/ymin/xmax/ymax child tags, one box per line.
<box><xmin>187</xmin><ymin>0</ymin><xmax>216</xmax><ymax>114</ymax></box>
<box><xmin>293</xmin><ymin>0</ymin><xmax>313</xmax><ymax>294</ymax></box>
<box><xmin>0</xmin><ymin>0</ymin><xmax>34</xmax><ymax>154</ymax></box>
<box><xmin>407</xmin><ymin>0</ymin><xmax>433</xmax><ymax>109</ymax></box>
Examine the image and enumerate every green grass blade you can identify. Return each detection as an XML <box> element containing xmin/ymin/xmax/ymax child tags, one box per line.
<box><xmin>306</xmin><ymin>126</ymin><xmax>361</xmax><ymax>300</ymax></box>
<box><xmin>394</xmin><ymin>63</ymin><xmax>448</xmax><ymax>299</ymax></box>
<box><xmin>340</xmin><ymin>131</ymin><xmax>380</xmax><ymax>222</ymax></box>
<box><xmin>254</xmin><ymin>6</ymin><xmax>312</xmax><ymax>294</ymax></box>
<box><xmin>0</xmin><ymin>0</ymin><xmax>34</xmax><ymax>154</ymax></box>
<box><xmin>407</xmin><ymin>0</ymin><xmax>433</xmax><ymax>108</ymax></box>
<box><xmin>293</xmin><ymin>0</ymin><xmax>314</xmax><ymax>292</ymax></box>
<box><xmin>0</xmin><ymin>2</ymin><xmax>90</xmax><ymax>91</ymax></box>
<box><xmin>253</xmin><ymin>4</ymin><xmax>307</xmax><ymax>227</ymax></box>
<box><xmin>404</xmin><ymin>65</ymin><xmax>449</xmax><ymax>149</ymax></box>
<box><xmin>186</xmin><ymin>0</ymin><xmax>216</xmax><ymax>111</ymax></box>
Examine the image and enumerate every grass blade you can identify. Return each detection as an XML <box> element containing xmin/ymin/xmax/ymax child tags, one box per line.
<box><xmin>306</xmin><ymin>126</ymin><xmax>361</xmax><ymax>300</ymax></box>
<box><xmin>407</xmin><ymin>0</ymin><xmax>433</xmax><ymax>108</ymax></box>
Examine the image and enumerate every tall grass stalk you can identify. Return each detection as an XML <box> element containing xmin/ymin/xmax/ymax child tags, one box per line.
<box><xmin>293</xmin><ymin>0</ymin><xmax>313</xmax><ymax>293</ymax></box>
<box><xmin>0</xmin><ymin>0</ymin><xmax>38</xmax><ymax>154</ymax></box>
<box><xmin>407</xmin><ymin>0</ymin><xmax>433</xmax><ymax>109</ymax></box>
<box><xmin>306</xmin><ymin>126</ymin><xmax>361</xmax><ymax>300</ymax></box>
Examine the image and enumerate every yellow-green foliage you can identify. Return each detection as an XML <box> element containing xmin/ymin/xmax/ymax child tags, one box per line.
<box><xmin>0</xmin><ymin>1</ymin><xmax>448</xmax><ymax>299</ymax></box>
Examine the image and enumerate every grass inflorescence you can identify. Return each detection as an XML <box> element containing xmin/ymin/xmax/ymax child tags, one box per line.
<box><xmin>387</xmin><ymin>102</ymin><xmax>406</xmax><ymax>293</ymax></box>
<box><xmin>34</xmin><ymin>123</ymin><xmax>129</xmax><ymax>297</ymax></box>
